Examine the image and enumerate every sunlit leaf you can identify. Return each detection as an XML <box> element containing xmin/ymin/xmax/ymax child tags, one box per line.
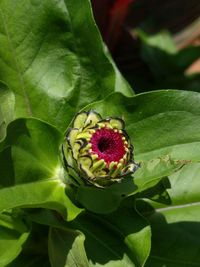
<box><xmin>0</xmin><ymin>212</ymin><xmax>30</xmax><ymax>266</ymax></box>
<box><xmin>49</xmin><ymin>227</ymin><xmax>90</xmax><ymax>267</ymax></box>
<box><xmin>88</xmin><ymin>90</ymin><xmax>200</xmax><ymax>194</ymax></box>
<box><xmin>0</xmin><ymin>118</ymin><xmax>82</xmax><ymax>220</ymax></box>
<box><xmin>144</xmin><ymin>163</ymin><xmax>200</xmax><ymax>266</ymax></box>
<box><xmin>0</xmin><ymin>0</ymin><xmax>132</xmax><ymax>132</ymax></box>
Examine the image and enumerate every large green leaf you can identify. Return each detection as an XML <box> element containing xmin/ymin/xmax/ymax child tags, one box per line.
<box><xmin>133</xmin><ymin>156</ymin><xmax>183</xmax><ymax>193</ymax></box>
<box><xmin>145</xmin><ymin>163</ymin><xmax>200</xmax><ymax>210</ymax></box>
<box><xmin>87</xmin><ymin>90</ymin><xmax>200</xmax><ymax>193</ymax></box>
<box><xmin>144</xmin><ymin>163</ymin><xmax>200</xmax><ymax>266</ymax></box>
<box><xmin>0</xmin><ymin>118</ymin><xmax>82</xmax><ymax>220</ymax></box>
<box><xmin>69</xmin><ymin>203</ymin><xmax>151</xmax><ymax>267</ymax></box>
<box><xmin>0</xmin><ymin>180</ymin><xmax>81</xmax><ymax>221</ymax></box>
<box><xmin>88</xmin><ymin>90</ymin><xmax>200</xmax><ymax>160</ymax></box>
<box><xmin>76</xmin><ymin>176</ymin><xmax>137</xmax><ymax>214</ymax></box>
<box><xmin>0</xmin><ymin>0</ymin><xmax>132</xmax><ymax>132</ymax></box>
<box><xmin>0</xmin><ymin>118</ymin><xmax>62</xmax><ymax>182</ymax></box>
<box><xmin>0</xmin><ymin>212</ymin><xmax>30</xmax><ymax>266</ymax></box>
<box><xmin>28</xmin><ymin>203</ymin><xmax>151</xmax><ymax>267</ymax></box>
<box><xmin>168</xmin><ymin>163</ymin><xmax>200</xmax><ymax>205</ymax></box>
<box><xmin>145</xmin><ymin>204</ymin><xmax>200</xmax><ymax>267</ymax></box>
<box><xmin>75</xmin><ymin>157</ymin><xmax>179</xmax><ymax>214</ymax></box>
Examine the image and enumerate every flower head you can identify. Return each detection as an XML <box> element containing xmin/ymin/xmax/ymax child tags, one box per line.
<box><xmin>62</xmin><ymin>111</ymin><xmax>139</xmax><ymax>187</ymax></box>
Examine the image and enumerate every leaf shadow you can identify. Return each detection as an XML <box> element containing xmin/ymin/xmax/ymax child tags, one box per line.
<box><xmin>68</xmin><ymin>198</ymin><xmax>151</xmax><ymax>267</ymax></box>
<box><xmin>145</xmin><ymin>205</ymin><xmax>200</xmax><ymax>266</ymax></box>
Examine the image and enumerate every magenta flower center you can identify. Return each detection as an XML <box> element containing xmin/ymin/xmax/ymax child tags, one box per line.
<box><xmin>90</xmin><ymin>128</ymin><xmax>126</xmax><ymax>165</ymax></box>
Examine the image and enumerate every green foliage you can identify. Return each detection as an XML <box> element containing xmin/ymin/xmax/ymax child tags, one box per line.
<box><xmin>0</xmin><ymin>118</ymin><xmax>81</xmax><ymax>220</ymax></box>
<box><xmin>146</xmin><ymin>204</ymin><xmax>200</xmax><ymax>267</ymax></box>
<box><xmin>139</xmin><ymin>163</ymin><xmax>200</xmax><ymax>266</ymax></box>
<box><xmin>131</xmin><ymin>30</ymin><xmax>200</xmax><ymax>93</ymax></box>
<box><xmin>0</xmin><ymin>212</ymin><xmax>30</xmax><ymax>266</ymax></box>
<box><xmin>0</xmin><ymin>81</ymin><xmax>14</xmax><ymax>141</ymax></box>
<box><xmin>49</xmin><ymin>227</ymin><xmax>90</xmax><ymax>267</ymax></box>
<box><xmin>0</xmin><ymin>0</ymin><xmax>200</xmax><ymax>266</ymax></box>
<box><xmin>0</xmin><ymin>0</ymin><xmax>133</xmax><ymax>132</ymax></box>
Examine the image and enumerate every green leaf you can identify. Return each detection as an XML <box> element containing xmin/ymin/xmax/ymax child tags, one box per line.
<box><xmin>49</xmin><ymin>227</ymin><xmax>90</xmax><ymax>267</ymax></box>
<box><xmin>76</xmin><ymin>156</ymin><xmax>182</xmax><ymax>213</ymax></box>
<box><xmin>144</xmin><ymin>163</ymin><xmax>200</xmax><ymax>266</ymax></box>
<box><xmin>136</xmin><ymin>30</ymin><xmax>178</xmax><ymax>80</ymax></box>
<box><xmin>88</xmin><ymin>90</ymin><xmax>200</xmax><ymax>160</ymax></box>
<box><xmin>76</xmin><ymin>176</ymin><xmax>137</xmax><ymax>214</ymax></box>
<box><xmin>87</xmin><ymin>90</ymin><xmax>200</xmax><ymax>194</ymax></box>
<box><xmin>168</xmin><ymin>163</ymin><xmax>200</xmax><ymax>205</ymax></box>
<box><xmin>145</xmin><ymin>203</ymin><xmax>200</xmax><ymax>267</ymax></box>
<box><xmin>0</xmin><ymin>180</ymin><xmax>80</xmax><ymax>221</ymax></box>
<box><xmin>68</xmin><ymin>202</ymin><xmax>151</xmax><ymax>267</ymax></box>
<box><xmin>0</xmin><ymin>0</ymin><xmax>132</xmax><ymax>132</ymax></box>
<box><xmin>0</xmin><ymin>81</ymin><xmax>14</xmax><ymax>141</ymax></box>
<box><xmin>136</xmin><ymin>30</ymin><xmax>177</xmax><ymax>54</ymax></box>
<box><xmin>134</xmin><ymin>156</ymin><xmax>183</xmax><ymax>193</ymax></box>
<box><xmin>134</xmin><ymin>29</ymin><xmax>200</xmax><ymax>92</ymax></box>
<box><xmin>0</xmin><ymin>212</ymin><xmax>30</xmax><ymax>266</ymax></box>
<box><xmin>0</xmin><ymin>118</ymin><xmax>62</xmax><ymax>182</ymax></box>
<box><xmin>137</xmin><ymin>177</ymin><xmax>171</xmax><ymax>205</ymax></box>
<box><xmin>0</xmin><ymin>118</ymin><xmax>82</xmax><ymax>220</ymax></box>
<box><xmin>30</xmin><ymin>204</ymin><xmax>151</xmax><ymax>267</ymax></box>
<box><xmin>136</xmin><ymin>29</ymin><xmax>200</xmax><ymax>75</ymax></box>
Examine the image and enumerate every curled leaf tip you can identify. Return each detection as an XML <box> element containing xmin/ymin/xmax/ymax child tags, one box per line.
<box><xmin>62</xmin><ymin>110</ymin><xmax>139</xmax><ymax>187</ymax></box>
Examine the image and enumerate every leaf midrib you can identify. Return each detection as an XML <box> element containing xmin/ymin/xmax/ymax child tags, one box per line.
<box><xmin>156</xmin><ymin>201</ymin><xmax>200</xmax><ymax>213</ymax></box>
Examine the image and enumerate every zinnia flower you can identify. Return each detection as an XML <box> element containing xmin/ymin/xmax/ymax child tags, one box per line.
<box><xmin>62</xmin><ymin>111</ymin><xmax>139</xmax><ymax>187</ymax></box>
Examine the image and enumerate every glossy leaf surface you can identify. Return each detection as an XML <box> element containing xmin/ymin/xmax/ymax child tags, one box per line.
<box><xmin>145</xmin><ymin>163</ymin><xmax>200</xmax><ymax>266</ymax></box>
<box><xmin>0</xmin><ymin>0</ymin><xmax>132</xmax><ymax>132</ymax></box>
<box><xmin>168</xmin><ymin>163</ymin><xmax>200</xmax><ymax>205</ymax></box>
<box><xmin>0</xmin><ymin>118</ymin><xmax>82</xmax><ymax>220</ymax></box>
<box><xmin>68</xmin><ymin>202</ymin><xmax>151</xmax><ymax>267</ymax></box>
<box><xmin>30</xmin><ymin>204</ymin><xmax>151</xmax><ymax>267</ymax></box>
<box><xmin>85</xmin><ymin>90</ymin><xmax>200</xmax><ymax>195</ymax></box>
<box><xmin>49</xmin><ymin>227</ymin><xmax>90</xmax><ymax>267</ymax></box>
<box><xmin>146</xmin><ymin>204</ymin><xmax>200</xmax><ymax>267</ymax></box>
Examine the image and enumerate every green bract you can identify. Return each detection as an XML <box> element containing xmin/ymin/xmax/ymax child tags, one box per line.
<box><xmin>62</xmin><ymin>111</ymin><xmax>139</xmax><ymax>187</ymax></box>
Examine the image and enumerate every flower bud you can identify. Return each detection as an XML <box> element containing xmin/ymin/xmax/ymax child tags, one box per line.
<box><xmin>62</xmin><ymin>111</ymin><xmax>139</xmax><ymax>187</ymax></box>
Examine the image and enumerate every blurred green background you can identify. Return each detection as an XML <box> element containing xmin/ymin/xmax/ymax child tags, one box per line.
<box><xmin>92</xmin><ymin>0</ymin><xmax>200</xmax><ymax>93</ymax></box>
